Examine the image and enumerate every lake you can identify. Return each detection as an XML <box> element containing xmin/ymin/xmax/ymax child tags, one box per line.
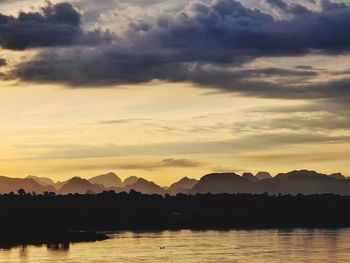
<box><xmin>1</xmin><ymin>229</ymin><xmax>350</xmax><ymax>262</ymax></box>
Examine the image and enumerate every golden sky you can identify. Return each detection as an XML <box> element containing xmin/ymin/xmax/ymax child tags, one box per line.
<box><xmin>0</xmin><ymin>0</ymin><xmax>349</xmax><ymax>185</ymax></box>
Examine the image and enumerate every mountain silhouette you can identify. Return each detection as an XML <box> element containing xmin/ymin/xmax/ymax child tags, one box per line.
<box><xmin>329</xmin><ymin>172</ymin><xmax>347</xmax><ymax>180</ymax></box>
<box><xmin>190</xmin><ymin>170</ymin><xmax>350</xmax><ymax>195</ymax></box>
<box><xmin>168</xmin><ymin>177</ymin><xmax>199</xmax><ymax>194</ymax></box>
<box><xmin>121</xmin><ymin>176</ymin><xmax>139</xmax><ymax>187</ymax></box>
<box><xmin>59</xmin><ymin>177</ymin><xmax>105</xmax><ymax>194</ymax></box>
<box><xmin>255</xmin><ymin>171</ymin><xmax>272</xmax><ymax>180</ymax></box>
<box><xmin>242</xmin><ymin>172</ymin><xmax>258</xmax><ymax>182</ymax></box>
<box><xmin>88</xmin><ymin>172</ymin><xmax>122</xmax><ymax>188</ymax></box>
<box><xmin>124</xmin><ymin>178</ymin><xmax>166</xmax><ymax>195</ymax></box>
<box><xmin>268</xmin><ymin>170</ymin><xmax>350</xmax><ymax>195</ymax></box>
<box><xmin>189</xmin><ymin>173</ymin><xmax>253</xmax><ymax>194</ymax></box>
<box><xmin>0</xmin><ymin>176</ymin><xmax>55</xmax><ymax>194</ymax></box>
<box><xmin>1</xmin><ymin>169</ymin><xmax>350</xmax><ymax>195</ymax></box>
<box><xmin>26</xmin><ymin>175</ymin><xmax>56</xmax><ymax>188</ymax></box>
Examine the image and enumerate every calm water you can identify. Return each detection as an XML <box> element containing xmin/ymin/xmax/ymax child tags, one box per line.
<box><xmin>1</xmin><ymin>229</ymin><xmax>350</xmax><ymax>262</ymax></box>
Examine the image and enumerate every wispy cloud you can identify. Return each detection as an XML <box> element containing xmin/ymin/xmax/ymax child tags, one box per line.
<box><xmin>43</xmin><ymin>158</ymin><xmax>202</xmax><ymax>172</ymax></box>
<box><xmin>240</xmin><ymin>151</ymin><xmax>350</xmax><ymax>163</ymax></box>
<box><xmin>20</xmin><ymin>132</ymin><xmax>350</xmax><ymax>160</ymax></box>
<box><xmin>94</xmin><ymin>118</ymin><xmax>154</xmax><ymax>125</ymax></box>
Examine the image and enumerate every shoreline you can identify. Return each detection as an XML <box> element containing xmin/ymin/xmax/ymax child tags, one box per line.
<box><xmin>0</xmin><ymin>231</ymin><xmax>109</xmax><ymax>249</ymax></box>
<box><xmin>2</xmin><ymin>226</ymin><xmax>350</xmax><ymax>248</ymax></box>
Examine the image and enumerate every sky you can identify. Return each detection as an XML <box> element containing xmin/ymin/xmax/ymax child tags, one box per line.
<box><xmin>0</xmin><ymin>0</ymin><xmax>349</xmax><ymax>186</ymax></box>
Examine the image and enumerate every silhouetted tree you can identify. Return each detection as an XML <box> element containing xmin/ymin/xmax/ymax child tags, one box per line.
<box><xmin>43</xmin><ymin>191</ymin><xmax>56</xmax><ymax>197</ymax></box>
<box><xmin>0</xmin><ymin>191</ymin><xmax>350</xmax><ymax>245</ymax></box>
<box><xmin>17</xmin><ymin>188</ymin><xmax>26</xmax><ymax>196</ymax></box>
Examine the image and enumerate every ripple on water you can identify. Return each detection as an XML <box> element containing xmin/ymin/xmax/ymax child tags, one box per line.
<box><xmin>1</xmin><ymin>229</ymin><xmax>350</xmax><ymax>263</ymax></box>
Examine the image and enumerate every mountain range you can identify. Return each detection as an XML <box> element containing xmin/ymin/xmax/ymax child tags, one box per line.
<box><xmin>0</xmin><ymin>170</ymin><xmax>349</xmax><ymax>195</ymax></box>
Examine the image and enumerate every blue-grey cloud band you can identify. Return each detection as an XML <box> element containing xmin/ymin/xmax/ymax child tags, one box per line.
<box><xmin>1</xmin><ymin>0</ymin><xmax>350</xmax><ymax>101</ymax></box>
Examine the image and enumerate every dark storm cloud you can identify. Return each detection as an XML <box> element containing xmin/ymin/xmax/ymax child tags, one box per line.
<box><xmin>11</xmin><ymin>46</ymin><xmax>350</xmax><ymax>100</ymax></box>
<box><xmin>0</xmin><ymin>2</ymin><xmax>112</xmax><ymax>50</ymax></box>
<box><xmin>12</xmin><ymin>46</ymin><xmax>319</xmax><ymax>85</ymax></box>
<box><xmin>266</xmin><ymin>0</ymin><xmax>313</xmax><ymax>15</ymax></box>
<box><xmin>5</xmin><ymin>0</ymin><xmax>350</xmax><ymax>101</ymax></box>
<box><xmin>73</xmin><ymin>0</ymin><xmax>187</xmax><ymax>24</ymax></box>
<box><xmin>232</xmin><ymin>67</ymin><xmax>318</xmax><ymax>77</ymax></box>
<box><xmin>142</xmin><ymin>0</ymin><xmax>350</xmax><ymax>58</ymax></box>
<box><xmin>266</xmin><ymin>0</ymin><xmax>288</xmax><ymax>10</ymax></box>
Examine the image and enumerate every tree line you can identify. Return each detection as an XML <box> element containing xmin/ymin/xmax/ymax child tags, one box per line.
<box><xmin>1</xmin><ymin>190</ymin><xmax>350</xmax><ymax>233</ymax></box>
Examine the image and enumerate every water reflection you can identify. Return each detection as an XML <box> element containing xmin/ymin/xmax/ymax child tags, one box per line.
<box><xmin>47</xmin><ymin>243</ymin><xmax>70</xmax><ymax>251</ymax></box>
<box><xmin>1</xmin><ymin>229</ymin><xmax>350</xmax><ymax>263</ymax></box>
<box><xmin>19</xmin><ymin>246</ymin><xmax>28</xmax><ymax>259</ymax></box>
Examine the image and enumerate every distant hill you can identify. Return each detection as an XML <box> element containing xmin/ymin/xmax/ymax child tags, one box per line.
<box><xmin>269</xmin><ymin>170</ymin><xmax>350</xmax><ymax>195</ymax></box>
<box><xmin>0</xmin><ymin>176</ymin><xmax>55</xmax><ymax>194</ymax></box>
<box><xmin>242</xmin><ymin>172</ymin><xmax>258</xmax><ymax>182</ymax></box>
<box><xmin>190</xmin><ymin>170</ymin><xmax>350</xmax><ymax>195</ymax></box>
<box><xmin>125</xmin><ymin>178</ymin><xmax>166</xmax><ymax>195</ymax></box>
<box><xmin>55</xmin><ymin>180</ymin><xmax>68</xmax><ymax>190</ymax></box>
<box><xmin>329</xmin><ymin>173</ymin><xmax>347</xmax><ymax>180</ymax></box>
<box><xmin>121</xmin><ymin>176</ymin><xmax>139</xmax><ymax>187</ymax></box>
<box><xmin>59</xmin><ymin>177</ymin><xmax>105</xmax><ymax>194</ymax></box>
<box><xmin>1</xmin><ymin>170</ymin><xmax>350</xmax><ymax>195</ymax></box>
<box><xmin>255</xmin><ymin>171</ymin><xmax>272</xmax><ymax>180</ymax></box>
<box><xmin>27</xmin><ymin>175</ymin><xmax>56</xmax><ymax>188</ymax></box>
<box><xmin>190</xmin><ymin>173</ymin><xmax>253</xmax><ymax>194</ymax></box>
<box><xmin>88</xmin><ymin>172</ymin><xmax>122</xmax><ymax>188</ymax></box>
<box><xmin>168</xmin><ymin>177</ymin><xmax>198</xmax><ymax>194</ymax></box>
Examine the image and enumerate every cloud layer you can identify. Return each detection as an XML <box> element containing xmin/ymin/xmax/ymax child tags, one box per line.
<box><xmin>0</xmin><ymin>2</ymin><xmax>112</xmax><ymax>50</ymax></box>
<box><xmin>1</xmin><ymin>0</ymin><xmax>350</xmax><ymax>101</ymax></box>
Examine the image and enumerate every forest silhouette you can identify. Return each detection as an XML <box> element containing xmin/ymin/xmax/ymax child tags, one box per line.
<box><xmin>2</xmin><ymin>190</ymin><xmax>350</xmax><ymax>247</ymax></box>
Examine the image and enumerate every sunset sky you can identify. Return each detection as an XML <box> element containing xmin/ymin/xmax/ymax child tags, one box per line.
<box><xmin>0</xmin><ymin>0</ymin><xmax>349</xmax><ymax>185</ymax></box>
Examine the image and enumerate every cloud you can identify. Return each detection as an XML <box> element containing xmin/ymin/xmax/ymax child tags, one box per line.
<box><xmin>21</xmin><ymin>132</ymin><xmax>350</xmax><ymax>160</ymax></box>
<box><xmin>39</xmin><ymin>157</ymin><xmax>202</xmax><ymax>172</ymax></box>
<box><xmin>95</xmin><ymin>118</ymin><xmax>153</xmax><ymax>125</ymax></box>
<box><xmin>3</xmin><ymin>0</ymin><xmax>350</xmax><ymax>103</ymax></box>
<box><xmin>0</xmin><ymin>58</ymin><xmax>6</xmax><ymax>66</ymax></box>
<box><xmin>241</xmin><ymin>151</ymin><xmax>350</xmax><ymax>163</ymax></box>
<box><xmin>108</xmin><ymin>158</ymin><xmax>201</xmax><ymax>170</ymax></box>
<box><xmin>265</xmin><ymin>0</ymin><xmax>315</xmax><ymax>16</ymax></box>
<box><xmin>0</xmin><ymin>2</ymin><xmax>112</xmax><ymax>50</ymax></box>
<box><xmin>266</xmin><ymin>0</ymin><xmax>288</xmax><ymax>10</ymax></box>
<box><xmin>239</xmin><ymin>100</ymin><xmax>350</xmax><ymax>134</ymax></box>
<box><xmin>124</xmin><ymin>0</ymin><xmax>350</xmax><ymax>56</ymax></box>
<box><xmin>73</xmin><ymin>0</ymin><xmax>187</xmax><ymax>26</ymax></box>
<box><xmin>294</xmin><ymin>65</ymin><xmax>315</xmax><ymax>70</ymax></box>
<box><xmin>235</xmin><ymin>113</ymin><xmax>350</xmax><ymax>133</ymax></box>
<box><xmin>161</xmin><ymin>158</ymin><xmax>200</xmax><ymax>167</ymax></box>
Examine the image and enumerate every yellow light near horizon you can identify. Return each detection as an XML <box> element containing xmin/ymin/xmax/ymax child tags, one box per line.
<box><xmin>0</xmin><ymin>67</ymin><xmax>349</xmax><ymax>185</ymax></box>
